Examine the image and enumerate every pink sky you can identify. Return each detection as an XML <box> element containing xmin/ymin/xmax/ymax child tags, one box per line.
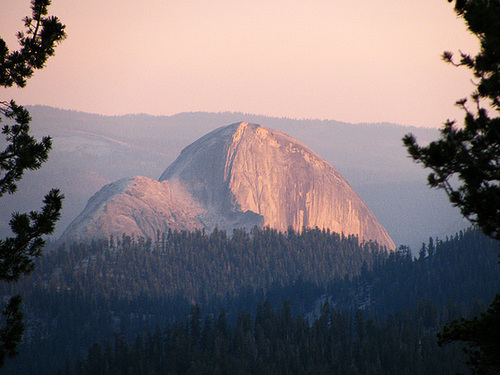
<box><xmin>2</xmin><ymin>0</ymin><xmax>479</xmax><ymax>127</ymax></box>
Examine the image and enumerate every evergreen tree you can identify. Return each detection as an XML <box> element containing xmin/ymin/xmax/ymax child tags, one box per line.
<box><xmin>438</xmin><ymin>294</ymin><xmax>500</xmax><ymax>374</ymax></box>
<box><xmin>403</xmin><ymin>0</ymin><xmax>500</xmax><ymax>241</ymax></box>
<box><xmin>0</xmin><ymin>0</ymin><xmax>65</xmax><ymax>366</ymax></box>
<box><xmin>403</xmin><ymin>1</ymin><xmax>500</xmax><ymax>373</ymax></box>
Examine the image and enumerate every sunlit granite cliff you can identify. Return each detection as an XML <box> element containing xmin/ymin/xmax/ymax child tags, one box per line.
<box><xmin>61</xmin><ymin>122</ymin><xmax>395</xmax><ymax>249</ymax></box>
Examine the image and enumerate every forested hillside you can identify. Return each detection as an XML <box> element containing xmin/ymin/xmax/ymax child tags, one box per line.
<box><xmin>70</xmin><ymin>303</ymin><xmax>467</xmax><ymax>375</ymax></box>
<box><xmin>1</xmin><ymin>227</ymin><xmax>498</xmax><ymax>374</ymax></box>
<box><xmin>332</xmin><ymin>229</ymin><xmax>499</xmax><ymax>319</ymax></box>
<box><xmin>21</xmin><ymin>227</ymin><xmax>384</xmax><ymax>302</ymax></box>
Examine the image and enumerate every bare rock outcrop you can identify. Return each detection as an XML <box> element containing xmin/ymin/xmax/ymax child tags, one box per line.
<box><xmin>160</xmin><ymin>122</ymin><xmax>395</xmax><ymax>249</ymax></box>
<box><xmin>60</xmin><ymin>176</ymin><xmax>204</xmax><ymax>242</ymax></box>
<box><xmin>61</xmin><ymin>122</ymin><xmax>395</xmax><ymax>249</ymax></box>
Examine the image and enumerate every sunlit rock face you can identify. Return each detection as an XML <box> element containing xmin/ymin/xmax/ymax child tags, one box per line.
<box><xmin>60</xmin><ymin>176</ymin><xmax>205</xmax><ymax>242</ymax></box>
<box><xmin>61</xmin><ymin>122</ymin><xmax>395</xmax><ymax>249</ymax></box>
<box><xmin>160</xmin><ymin>122</ymin><xmax>395</xmax><ymax>249</ymax></box>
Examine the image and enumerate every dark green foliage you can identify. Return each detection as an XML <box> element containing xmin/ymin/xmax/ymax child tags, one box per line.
<box><xmin>438</xmin><ymin>294</ymin><xmax>500</xmax><ymax>374</ymax></box>
<box><xmin>403</xmin><ymin>2</ymin><xmax>500</xmax><ymax>372</ymax></box>
<box><xmin>0</xmin><ymin>101</ymin><xmax>52</xmax><ymax>196</ymax></box>
<box><xmin>1</xmin><ymin>227</ymin><xmax>499</xmax><ymax>374</ymax></box>
<box><xmin>350</xmin><ymin>229</ymin><xmax>499</xmax><ymax>318</ymax></box>
<box><xmin>0</xmin><ymin>0</ymin><xmax>65</xmax><ymax>367</ymax></box>
<box><xmin>0</xmin><ymin>0</ymin><xmax>66</xmax><ymax>88</ymax></box>
<box><xmin>0</xmin><ymin>296</ymin><xmax>24</xmax><ymax>367</ymax></box>
<box><xmin>71</xmin><ymin>303</ymin><xmax>467</xmax><ymax>375</ymax></box>
<box><xmin>0</xmin><ymin>189</ymin><xmax>63</xmax><ymax>282</ymax></box>
<box><xmin>0</xmin><ymin>228</ymin><xmax>380</xmax><ymax>374</ymax></box>
<box><xmin>403</xmin><ymin>0</ymin><xmax>500</xmax><ymax>241</ymax></box>
<box><xmin>43</xmin><ymin>227</ymin><xmax>382</xmax><ymax>303</ymax></box>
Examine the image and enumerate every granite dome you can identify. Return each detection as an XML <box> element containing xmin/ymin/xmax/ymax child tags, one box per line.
<box><xmin>61</xmin><ymin>122</ymin><xmax>395</xmax><ymax>249</ymax></box>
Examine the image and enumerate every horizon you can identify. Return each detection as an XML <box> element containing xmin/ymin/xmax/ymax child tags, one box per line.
<box><xmin>2</xmin><ymin>1</ymin><xmax>479</xmax><ymax>128</ymax></box>
<box><xmin>26</xmin><ymin>104</ymin><xmax>440</xmax><ymax>130</ymax></box>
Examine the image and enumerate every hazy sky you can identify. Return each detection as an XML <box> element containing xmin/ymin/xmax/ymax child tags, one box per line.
<box><xmin>2</xmin><ymin>0</ymin><xmax>479</xmax><ymax>127</ymax></box>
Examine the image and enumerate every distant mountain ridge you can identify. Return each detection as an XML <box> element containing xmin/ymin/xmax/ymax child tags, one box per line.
<box><xmin>60</xmin><ymin>122</ymin><xmax>395</xmax><ymax>249</ymax></box>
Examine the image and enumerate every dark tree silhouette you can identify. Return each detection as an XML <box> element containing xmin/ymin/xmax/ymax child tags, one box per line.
<box><xmin>0</xmin><ymin>0</ymin><xmax>65</xmax><ymax>366</ymax></box>
<box><xmin>403</xmin><ymin>1</ymin><xmax>500</xmax><ymax>373</ymax></box>
<box><xmin>403</xmin><ymin>0</ymin><xmax>500</xmax><ymax>241</ymax></box>
<box><xmin>438</xmin><ymin>294</ymin><xmax>500</xmax><ymax>374</ymax></box>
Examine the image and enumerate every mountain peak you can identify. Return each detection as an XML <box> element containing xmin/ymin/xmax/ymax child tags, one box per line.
<box><xmin>62</xmin><ymin>122</ymin><xmax>395</xmax><ymax>249</ymax></box>
<box><xmin>160</xmin><ymin>122</ymin><xmax>394</xmax><ymax>248</ymax></box>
